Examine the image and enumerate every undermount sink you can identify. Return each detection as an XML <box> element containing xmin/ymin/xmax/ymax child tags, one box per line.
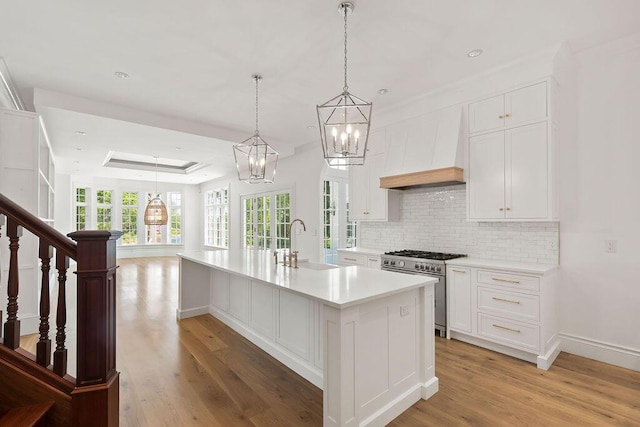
<box><xmin>297</xmin><ymin>261</ymin><xmax>340</xmax><ymax>271</ymax></box>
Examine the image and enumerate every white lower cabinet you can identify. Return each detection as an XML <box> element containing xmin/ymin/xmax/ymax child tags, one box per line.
<box><xmin>337</xmin><ymin>248</ymin><xmax>383</xmax><ymax>268</ymax></box>
<box><xmin>446</xmin><ymin>260</ymin><xmax>559</xmax><ymax>370</ymax></box>
<box><xmin>447</xmin><ymin>267</ymin><xmax>472</xmax><ymax>333</ymax></box>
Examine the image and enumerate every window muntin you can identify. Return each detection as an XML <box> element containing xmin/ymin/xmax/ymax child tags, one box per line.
<box><xmin>205</xmin><ymin>188</ymin><xmax>229</xmax><ymax>248</ymax></box>
<box><xmin>243</xmin><ymin>191</ymin><xmax>291</xmax><ymax>251</ymax></box>
<box><xmin>168</xmin><ymin>192</ymin><xmax>181</xmax><ymax>244</ymax></box>
<box><xmin>75</xmin><ymin>187</ymin><xmax>87</xmax><ymax>231</ymax></box>
<box><xmin>96</xmin><ymin>190</ymin><xmax>112</xmax><ymax>231</ymax></box>
<box><xmin>121</xmin><ymin>192</ymin><xmax>138</xmax><ymax>245</ymax></box>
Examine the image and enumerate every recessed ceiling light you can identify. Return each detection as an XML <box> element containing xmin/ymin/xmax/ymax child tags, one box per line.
<box><xmin>74</xmin><ymin>147</ymin><xmax>82</xmax><ymax>151</ymax></box>
<box><xmin>175</xmin><ymin>147</ymin><xmax>182</xmax><ymax>151</ymax></box>
<box><xmin>467</xmin><ymin>49</ymin><xmax>483</xmax><ymax>58</ymax></box>
<box><xmin>306</xmin><ymin>125</ymin><xmax>316</xmax><ymax>130</ymax></box>
<box><xmin>74</xmin><ymin>161</ymin><xmax>80</xmax><ymax>164</ymax></box>
<box><xmin>75</xmin><ymin>130</ymin><xmax>87</xmax><ymax>136</ymax></box>
<box><xmin>377</xmin><ymin>88</ymin><xmax>389</xmax><ymax>95</ymax></box>
<box><xmin>114</xmin><ymin>71</ymin><xmax>130</xmax><ymax>79</ymax></box>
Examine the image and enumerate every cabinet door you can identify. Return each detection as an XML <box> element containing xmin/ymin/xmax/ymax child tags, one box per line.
<box><xmin>448</xmin><ymin>267</ymin><xmax>472</xmax><ymax>333</ymax></box>
<box><xmin>348</xmin><ymin>162</ymin><xmax>369</xmax><ymax>220</ymax></box>
<box><xmin>468</xmin><ymin>94</ymin><xmax>504</xmax><ymax>134</ymax></box>
<box><xmin>366</xmin><ymin>256</ymin><xmax>381</xmax><ymax>269</ymax></box>
<box><xmin>505</xmin><ymin>122</ymin><xmax>548</xmax><ymax>219</ymax></box>
<box><xmin>469</xmin><ymin>131</ymin><xmax>505</xmax><ymax>219</ymax></box>
<box><xmin>366</xmin><ymin>154</ymin><xmax>388</xmax><ymax>221</ymax></box>
<box><xmin>505</xmin><ymin>82</ymin><xmax>547</xmax><ymax>129</ymax></box>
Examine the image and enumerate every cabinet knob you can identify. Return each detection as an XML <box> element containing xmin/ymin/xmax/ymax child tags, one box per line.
<box><xmin>499</xmin><ymin>208</ymin><xmax>504</xmax><ymax>211</ymax></box>
<box><xmin>498</xmin><ymin>115</ymin><xmax>504</xmax><ymax>119</ymax></box>
<box><xmin>505</xmin><ymin>113</ymin><xmax>511</xmax><ymax>118</ymax></box>
<box><xmin>505</xmin><ymin>207</ymin><xmax>511</xmax><ymax>211</ymax></box>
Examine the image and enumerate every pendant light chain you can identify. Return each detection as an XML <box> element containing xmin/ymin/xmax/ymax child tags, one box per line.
<box><xmin>343</xmin><ymin>5</ymin><xmax>348</xmax><ymax>93</ymax></box>
<box><xmin>254</xmin><ymin>75</ymin><xmax>260</xmax><ymax>136</ymax></box>
<box><xmin>154</xmin><ymin>156</ymin><xmax>159</xmax><ymax>196</ymax></box>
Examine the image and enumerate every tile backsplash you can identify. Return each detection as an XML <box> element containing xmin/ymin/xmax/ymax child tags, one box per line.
<box><xmin>358</xmin><ymin>185</ymin><xmax>559</xmax><ymax>264</ymax></box>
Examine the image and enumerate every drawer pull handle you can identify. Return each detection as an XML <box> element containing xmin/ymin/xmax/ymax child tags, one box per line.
<box><xmin>492</xmin><ymin>277</ymin><xmax>520</xmax><ymax>284</ymax></box>
<box><xmin>452</xmin><ymin>269</ymin><xmax>467</xmax><ymax>273</ymax></box>
<box><xmin>492</xmin><ymin>297</ymin><xmax>520</xmax><ymax>304</ymax></box>
<box><xmin>344</xmin><ymin>257</ymin><xmax>358</xmax><ymax>262</ymax></box>
<box><xmin>492</xmin><ymin>324</ymin><xmax>521</xmax><ymax>333</ymax></box>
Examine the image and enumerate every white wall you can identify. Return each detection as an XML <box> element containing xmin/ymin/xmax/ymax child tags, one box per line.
<box><xmin>557</xmin><ymin>33</ymin><xmax>640</xmax><ymax>369</ymax></box>
<box><xmin>201</xmin><ymin>143</ymin><xmax>325</xmax><ymax>262</ymax></box>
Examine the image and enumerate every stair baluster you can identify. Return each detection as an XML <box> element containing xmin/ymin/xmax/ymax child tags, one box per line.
<box><xmin>3</xmin><ymin>219</ymin><xmax>22</xmax><ymax>350</ymax></box>
<box><xmin>36</xmin><ymin>239</ymin><xmax>53</xmax><ymax>367</ymax></box>
<box><xmin>53</xmin><ymin>252</ymin><xmax>68</xmax><ymax>377</ymax></box>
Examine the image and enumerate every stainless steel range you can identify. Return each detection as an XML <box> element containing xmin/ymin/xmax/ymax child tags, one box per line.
<box><xmin>381</xmin><ymin>250</ymin><xmax>466</xmax><ymax>337</ymax></box>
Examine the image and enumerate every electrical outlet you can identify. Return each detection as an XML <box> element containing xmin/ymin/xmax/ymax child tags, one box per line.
<box><xmin>400</xmin><ymin>306</ymin><xmax>410</xmax><ymax>317</ymax></box>
<box><xmin>604</xmin><ymin>240</ymin><xmax>617</xmax><ymax>253</ymax></box>
<box><xmin>550</xmin><ymin>240</ymin><xmax>558</xmax><ymax>250</ymax></box>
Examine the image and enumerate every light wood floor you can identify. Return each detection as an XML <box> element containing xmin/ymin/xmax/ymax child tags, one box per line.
<box><xmin>29</xmin><ymin>257</ymin><xmax>640</xmax><ymax>426</ymax></box>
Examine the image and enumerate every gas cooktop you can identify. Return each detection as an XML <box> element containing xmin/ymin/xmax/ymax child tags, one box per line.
<box><xmin>383</xmin><ymin>250</ymin><xmax>467</xmax><ymax>261</ymax></box>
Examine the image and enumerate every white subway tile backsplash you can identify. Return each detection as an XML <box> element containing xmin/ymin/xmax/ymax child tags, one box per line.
<box><xmin>358</xmin><ymin>185</ymin><xmax>559</xmax><ymax>264</ymax></box>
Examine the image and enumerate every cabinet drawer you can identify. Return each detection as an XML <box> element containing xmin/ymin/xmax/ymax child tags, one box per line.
<box><xmin>478</xmin><ymin>313</ymin><xmax>540</xmax><ymax>352</ymax></box>
<box><xmin>338</xmin><ymin>253</ymin><xmax>366</xmax><ymax>266</ymax></box>
<box><xmin>477</xmin><ymin>270</ymin><xmax>539</xmax><ymax>292</ymax></box>
<box><xmin>477</xmin><ymin>287</ymin><xmax>540</xmax><ymax>322</ymax></box>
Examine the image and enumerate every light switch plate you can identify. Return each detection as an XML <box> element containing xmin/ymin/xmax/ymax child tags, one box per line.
<box><xmin>604</xmin><ymin>240</ymin><xmax>617</xmax><ymax>253</ymax></box>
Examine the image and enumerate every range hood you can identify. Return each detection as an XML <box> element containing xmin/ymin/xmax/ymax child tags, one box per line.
<box><xmin>379</xmin><ymin>105</ymin><xmax>465</xmax><ymax>189</ymax></box>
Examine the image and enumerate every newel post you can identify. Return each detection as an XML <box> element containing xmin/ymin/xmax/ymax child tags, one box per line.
<box><xmin>68</xmin><ymin>230</ymin><xmax>122</xmax><ymax>427</ymax></box>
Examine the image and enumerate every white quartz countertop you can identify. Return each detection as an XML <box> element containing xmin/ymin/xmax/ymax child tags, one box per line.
<box><xmin>336</xmin><ymin>247</ymin><xmax>385</xmax><ymax>256</ymax></box>
<box><xmin>179</xmin><ymin>250</ymin><xmax>436</xmax><ymax>308</ymax></box>
<box><xmin>445</xmin><ymin>257</ymin><xmax>558</xmax><ymax>275</ymax></box>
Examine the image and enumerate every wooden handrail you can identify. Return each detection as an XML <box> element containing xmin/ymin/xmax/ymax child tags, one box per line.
<box><xmin>0</xmin><ymin>192</ymin><xmax>76</xmax><ymax>258</ymax></box>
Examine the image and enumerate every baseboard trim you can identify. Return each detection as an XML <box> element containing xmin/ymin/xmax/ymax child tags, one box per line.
<box><xmin>175</xmin><ymin>306</ymin><xmax>209</xmax><ymax>319</ymax></box>
<box><xmin>360</xmin><ymin>383</ymin><xmax>422</xmax><ymax>427</ymax></box>
<box><xmin>537</xmin><ymin>339</ymin><xmax>561</xmax><ymax>370</ymax></box>
<box><xmin>559</xmin><ymin>333</ymin><xmax>640</xmax><ymax>372</ymax></box>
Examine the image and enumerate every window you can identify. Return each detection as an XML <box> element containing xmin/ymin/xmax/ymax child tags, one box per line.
<box><xmin>242</xmin><ymin>191</ymin><xmax>291</xmax><ymax>251</ymax></box>
<box><xmin>144</xmin><ymin>192</ymin><xmax>182</xmax><ymax>244</ymax></box>
<box><xmin>275</xmin><ymin>193</ymin><xmax>290</xmax><ymax>250</ymax></box>
<box><xmin>205</xmin><ymin>188</ymin><xmax>229</xmax><ymax>248</ymax></box>
<box><xmin>96</xmin><ymin>190</ymin><xmax>112</xmax><ymax>231</ymax></box>
<box><xmin>322</xmin><ymin>178</ymin><xmax>356</xmax><ymax>264</ymax></box>
<box><xmin>75</xmin><ymin>187</ymin><xmax>88</xmax><ymax>231</ymax></box>
<box><xmin>168</xmin><ymin>192</ymin><xmax>181</xmax><ymax>244</ymax></box>
<box><xmin>121</xmin><ymin>192</ymin><xmax>138</xmax><ymax>245</ymax></box>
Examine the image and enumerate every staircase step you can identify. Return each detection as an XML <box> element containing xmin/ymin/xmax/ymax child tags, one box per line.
<box><xmin>0</xmin><ymin>401</ymin><xmax>54</xmax><ymax>427</ymax></box>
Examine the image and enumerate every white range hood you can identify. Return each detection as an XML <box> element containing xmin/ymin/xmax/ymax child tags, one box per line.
<box><xmin>379</xmin><ymin>105</ymin><xmax>465</xmax><ymax>189</ymax></box>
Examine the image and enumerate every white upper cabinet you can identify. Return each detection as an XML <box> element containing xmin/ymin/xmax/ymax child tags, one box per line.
<box><xmin>467</xmin><ymin>80</ymin><xmax>556</xmax><ymax>221</ymax></box>
<box><xmin>469</xmin><ymin>122</ymin><xmax>549</xmax><ymax>220</ymax></box>
<box><xmin>468</xmin><ymin>82</ymin><xmax>547</xmax><ymax>135</ymax></box>
<box><xmin>350</xmin><ymin>153</ymin><xmax>399</xmax><ymax>221</ymax></box>
<box><xmin>349</xmin><ymin>128</ymin><xmax>400</xmax><ymax>221</ymax></box>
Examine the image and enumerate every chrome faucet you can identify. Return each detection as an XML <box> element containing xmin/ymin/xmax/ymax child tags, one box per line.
<box><xmin>288</xmin><ymin>219</ymin><xmax>306</xmax><ymax>265</ymax></box>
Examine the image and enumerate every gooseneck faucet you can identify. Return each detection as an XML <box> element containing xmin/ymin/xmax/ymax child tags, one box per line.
<box><xmin>287</xmin><ymin>219</ymin><xmax>306</xmax><ymax>267</ymax></box>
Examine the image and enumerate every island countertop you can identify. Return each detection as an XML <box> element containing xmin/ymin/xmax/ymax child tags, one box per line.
<box><xmin>179</xmin><ymin>250</ymin><xmax>437</xmax><ymax>309</ymax></box>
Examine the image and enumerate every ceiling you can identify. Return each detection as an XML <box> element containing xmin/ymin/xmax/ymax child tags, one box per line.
<box><xmin>1</xmin><ymin>0</ymin><xmax>639</xmax><ymax>184</ymax></box>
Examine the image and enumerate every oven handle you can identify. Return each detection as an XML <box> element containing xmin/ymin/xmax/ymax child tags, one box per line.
<box><xmin>381</xmin><ymin>266</ymin><xmax>444</xmax><ymax>277</ymax></box>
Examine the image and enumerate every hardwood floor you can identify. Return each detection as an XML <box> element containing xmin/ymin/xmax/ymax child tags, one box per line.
<box><xmin>26</xmin><ymin>256</ymin><xmax>640</xmax><ymax>426</ymax></box>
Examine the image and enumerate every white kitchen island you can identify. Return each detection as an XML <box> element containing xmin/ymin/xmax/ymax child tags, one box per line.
<box><xmin>177</xmin><ymin>250</ymin><xmax>438</xmax><ymax>427</ymax></box>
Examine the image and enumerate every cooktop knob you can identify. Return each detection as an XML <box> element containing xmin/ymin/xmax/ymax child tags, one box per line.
<box><xmin>398</xmin><ymin>261</ymin><xmax>405</xmax><ymax>267</ymax></box>
<box><xmin>436</xmin><ymin>266</ymin><xmax>442</xmax><ymax>273</ymax></box>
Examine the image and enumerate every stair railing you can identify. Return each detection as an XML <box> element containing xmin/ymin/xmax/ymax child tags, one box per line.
<box><xmin>0</xmin><ymin>192</ymin><xmax>121</xmax><ymax>425</ymax></box>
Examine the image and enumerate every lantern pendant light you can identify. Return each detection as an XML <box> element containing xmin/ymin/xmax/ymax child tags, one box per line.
<box><xmin>317</xmin><ymin>2</ymin><xmax>372</xmax><ymax>167</ymax></box>
<box><xmin>143</xmin><ymin>156</ymin><xmax>168</xmax><ymax>225</ymax></box>
<box><xmin>233</xmin><ymin>74</ymin><xmax>279</xmax><ymax>184</ymax></box>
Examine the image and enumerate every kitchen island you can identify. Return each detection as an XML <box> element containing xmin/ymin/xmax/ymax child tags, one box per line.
<box><xmin>178</xmin><ymin>250</ymin><xmax>438</xmax><ymax>427</ymax></box>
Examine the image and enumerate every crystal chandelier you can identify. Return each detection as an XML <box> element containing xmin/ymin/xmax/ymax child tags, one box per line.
<box><xmin>317</xmin><ymin>2</ymin><xmax>372</xmax><ymax>167</ymax></box>
<box><xmin>233</xmin><ymin>74</ymin><xmax>279</xmax><ymax>183</ymax></box>
<box><xmin>144</xmin><ymin>157</ymin><xmax>168</xmax><ymax>225</ymax></box>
